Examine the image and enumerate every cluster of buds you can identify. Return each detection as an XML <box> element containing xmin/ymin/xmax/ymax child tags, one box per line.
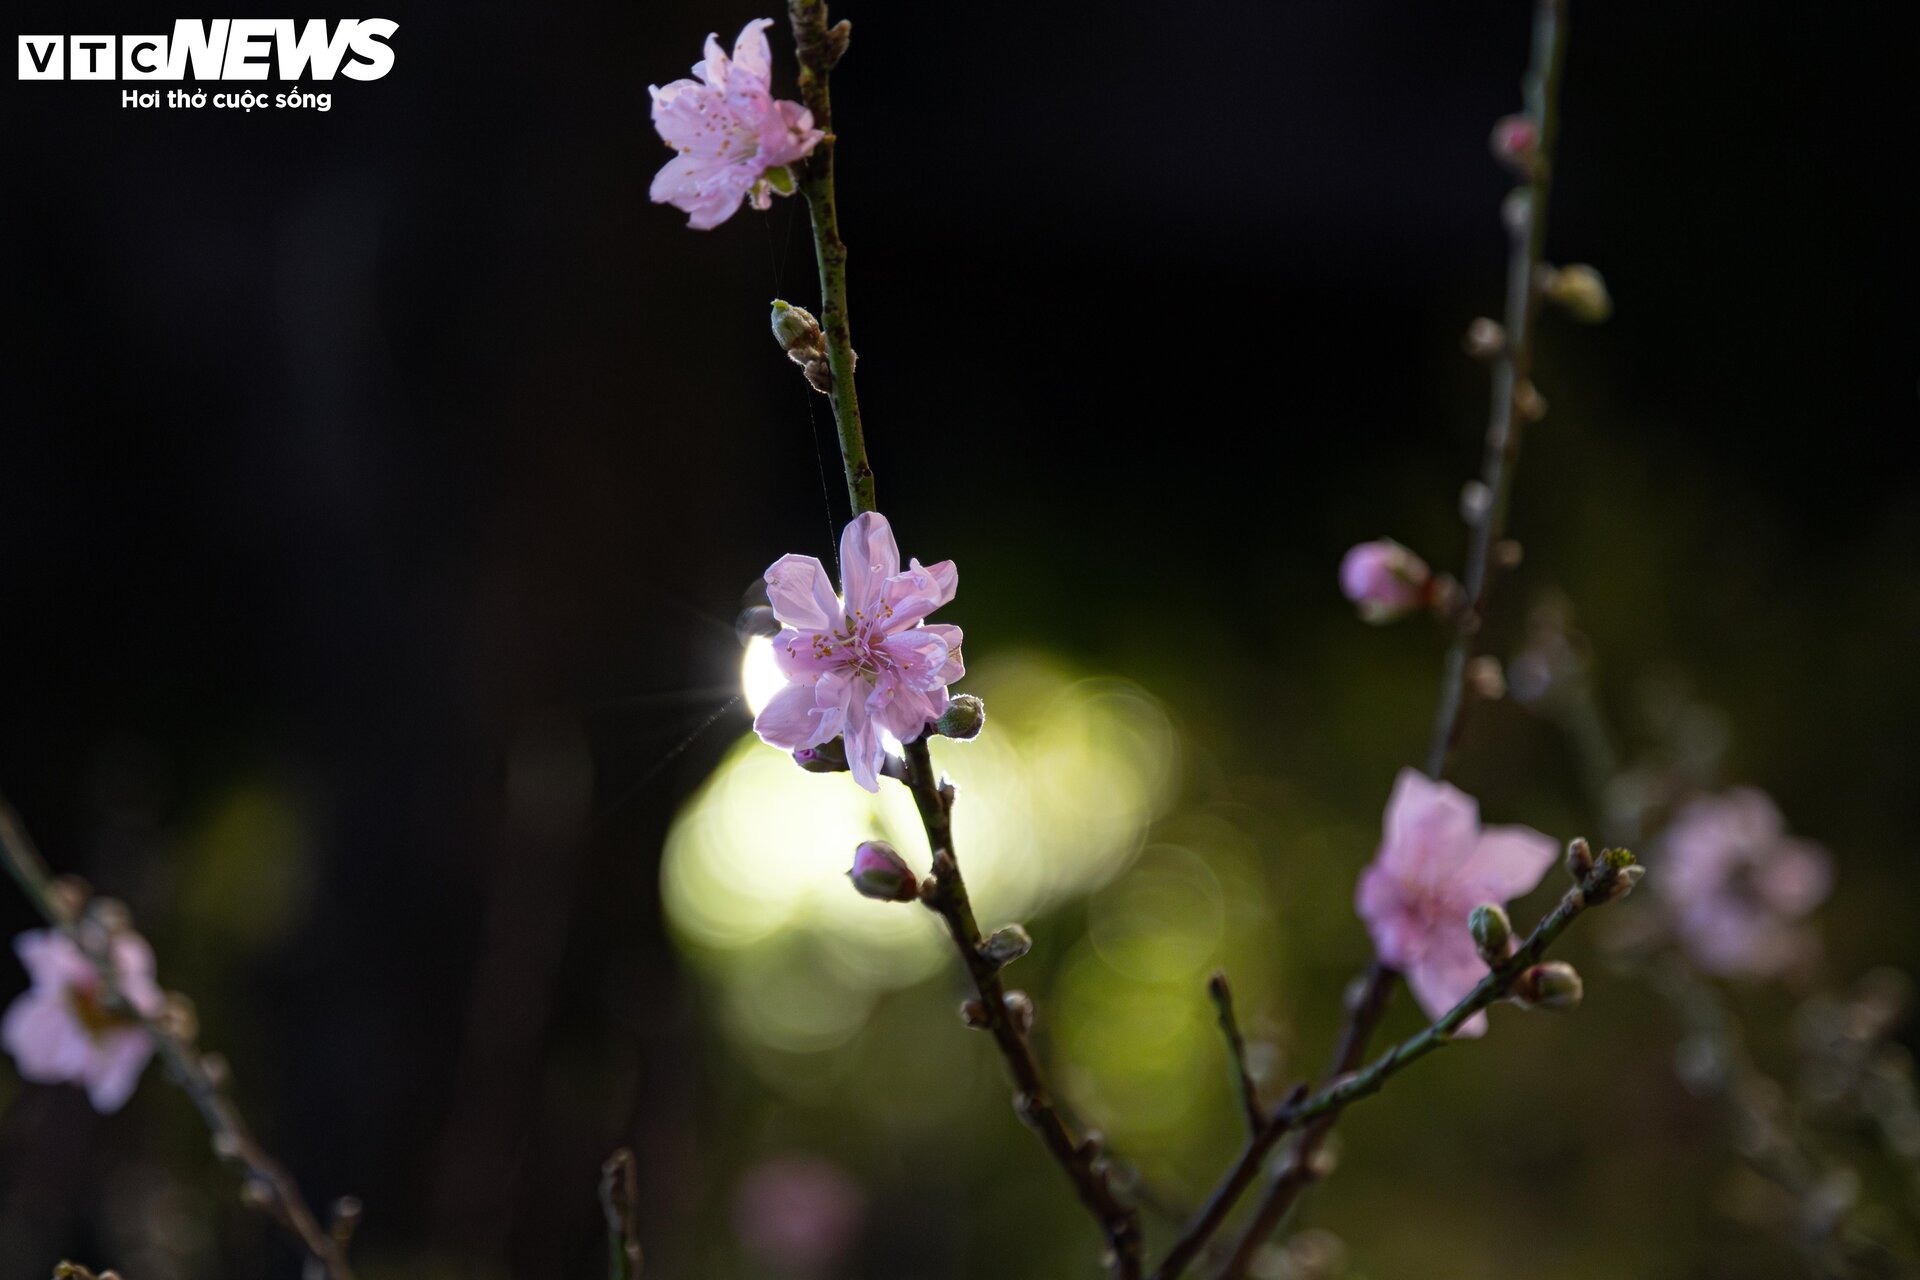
<box><xmin>1569</xmin><ymin>836</ymin><xmax>1645</xmax><ymax>904</ymax></box>
<box><xmin>770</xmin><ymin>299</ymin><xmax>846</xmax><ymax>395</ymax></box>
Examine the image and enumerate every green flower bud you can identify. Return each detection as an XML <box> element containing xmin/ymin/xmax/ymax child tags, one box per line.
<box><xmin>1565</xmin><ymin>836</ymin><xmax>1594</xmax><ymax>882</ymax></box>
<box><xmin>1542</xmin><ymin>264</ymin><xmax>1612</xmax><ymax>323</ymax></box>
<box><xmin>1003</xmin><ymin>990</ymin><xmax>1035</xmax><ymax>1036</ymax></box>
<box><xmin>793</xmin><ymin>740</ymin><xmax>849</xmax><ymax>774</ymax></box>
<box><xmin>1469</xmin><ymin>903</ymin><xmax>1513</xmax><ymax>966</ymax></box>
<box><xmin>770</xmin><ymin>299</ymin><xmax>825</xmax><ymax>360</ymax></box>
<box><xmin>935</xmin><ymin>694</ymin><xmax>986</xmax><ymax>740</ymax></box>
<box><xmin>979</xmin><ymin>924</ymin><xmax>1032</xmax><ymax>970</ymax></box>
<box><xmin>1514</xmin><ymin>961</ymin><xmax>1583</xmax><ymax>1011</ymax></box>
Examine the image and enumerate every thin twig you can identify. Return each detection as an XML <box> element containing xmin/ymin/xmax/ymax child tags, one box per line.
<box><xmin>1207</xmin><ymin>971</ymin><xmax>1266</xmax><ymax>1136</ymax></box>
<box><xmin>787</xmin><ymin>0</ymin><xmax>874</xmax><ymax>516</ymax></box>
<box><xmin>600</xmin><ymin>1147</ymin><xmax>645</xmax><ymax>1280</ymax></box>
<box><xmin>1188</xmin><ymin>2</ymin><xmax>1577</xmax><ymax>1272</ymax></box>
<box><xmin>1154</xmin><ymin>846</ymin><xmax>1633</xmax><ymax>1279</ymax></box>
<box><xmin>778</xmin><ymin>5</ymin><xmax>1141</xmax><ymax>1271</ymax></box>
<box><xmin>1425</xmin><ymin>0</ymin><xmax>1570</xmax><ymax>780</ymax></box>
<box><xmin>0</xmin><ymin>791</ymin><xmax>355</xmax><ymax>1280</ymax></box>
<box><xmin>905</xmin><ymin>739</ymin><xmax>1146</xmax><ymax>1278</ymax></box>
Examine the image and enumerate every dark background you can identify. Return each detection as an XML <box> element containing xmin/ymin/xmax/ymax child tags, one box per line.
<box><xmin>2</xmin><ymin>2</ymin><xmax>1916</xmax><ymax>1277</ymax></box>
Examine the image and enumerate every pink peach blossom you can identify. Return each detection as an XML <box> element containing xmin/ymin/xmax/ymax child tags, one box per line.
<box><xmin>1339</xmin><ymin>539</ymin><xmax>1431</xmax><ymax>623</ymax></box>
<box><xmin>1355</xmin><ymin>769</ymin><xmax>1557</xmax><ymax>1034</ymax></box>
<box><xmin>3</xmin><ymin>928</ymin><xmax>164</xmax><ymax>1113</ymax></box>
<box><xmin>1657</xmin><ymin>787</ymin><xmax>1832</xmax><ymax>979</ymax></box>
<box><xmin>649</xmin><ymin>18</ymin><xmax>823</xmax><ymax>230</ymax></box>
<box><xmin>754</xmin><ymin>512</ymin><xmax>963</xmax><ymax>792</ymax></box>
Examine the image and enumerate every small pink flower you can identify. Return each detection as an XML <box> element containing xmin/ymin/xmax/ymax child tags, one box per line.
<box><xmin>649</xmin><ymin>18</ymin><xmax>823</xmax><ymax>230</ymax></box>
<box><xmin>754</xmin><ymin>512</ymin><xmax>963</xmax><ymax>792</ymax></box>
<box><xmin>1339</xmin><ymin>539</ymin><xmax>1431</xmax><ymax>623</ymax></box>
<box><xmin>3</xmin><ymin>929</ymin><xmax>164</xmax><ymax>1113</ymax></box>
<box><xmin>1355</xmin><ymin>769</ymin><xmax>1557</xmax><ymax>1035</ymax></box>
<box><xmin>1657</xmin><ymin>788</ymin><xmax>1832</xmax><ymax>979</ymax></box>
<box><xmin>731</xmin><ymin>1153</ymin><xmax>865</xmax><ymax>1277</ymax></box>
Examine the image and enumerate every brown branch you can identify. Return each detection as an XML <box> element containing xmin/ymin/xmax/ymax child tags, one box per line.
<box><xmin>1195</xmin><ymin>1</ymin><xmax>1578</xmax><ymax>1271</ymax></box>
<box><xmin>1207</xmin><ymin>971</ymin><xmax>1267</xmax><ymax>1136</ymax></box>
<box><xmin>1155</xmin><ymin>847</ymin><xmax>1634</xmax><ymax>1279</ymax></box>
<box><xmin>0</xmin><ymin>791</ymin><xmax>356</xmax><ymax>1280</ymax></box>
<box><xmin>600</xmin><ymin>1147</ymin><xmax>644</xmax><ymax>1280</ymax></box>
<box><xmin>904</xmin><ymin>738</ymin><xmax>1145</xmax><ymax>1279</ymax></box>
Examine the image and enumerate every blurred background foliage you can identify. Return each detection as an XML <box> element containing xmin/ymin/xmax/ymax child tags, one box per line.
<box><xmin>2</xmin><ymin>0</ymin><xmax>1916</xmax><ymax>1276</ymax></box>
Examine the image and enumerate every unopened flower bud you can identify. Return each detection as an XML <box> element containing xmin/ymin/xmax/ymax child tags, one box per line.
<box><xmin>1605</xmin><ymin>863</ymin><xmax>1647</xmax><ymax>901</ymax></box>
<box><xmin>1460</xmin><ymin>481</ymin><xmax>1492</xmax><ymax>524</ymax></box>
<box><xmin>86</xmin><ymin>897</ymin><xmax>132</xmax><ymax>936</ymax></box>
<box><xmin>1514</xmin><ymin>961</ymin><xmax>1584</xmax><ymax>1011</ymax></box>
<box><xmin>1339</xmin><ymin>539</ymin><xmax>1432</xmax><ymax>624</ymax></box>
<box><xmin>1469</xmin><ymin>903</ymin><xmax>1513</xmax><ymax>965</ymax></box>
<box><xmin>769</xmin><ymin>299</ymin><xmax>824</xmax><ymax>360</ymax></box>
<box><xmin>979</xmin><ymin>924</ymin><xmax>1032</xmax><ymax>970</ymax></box>
<box><xmin>1003</xmin><ymin>990</ymin><xmax>1035</xmax><ymax>1036</ymax></box>
<box><xmin>1502</xmin><ymin>189</ymin><xmax>1533</xmax><ymax>234</ymax></box>
<box><xmin>1466</xmin><ymin>656</ymin><xmax>1507</xmax><ymax>701</ymax></box>
<box><xmin>1463</xmin><ymin>317</ymin><xmax>1506</xmax><ymax>360</ymax></box>
<box><xmin>959</xmin><ymin>998</ymin><xmax>989</xmax><ymax>1028</ymax></box>
<box><xmin>793</xmin><ymin>739</ymin><xmax>849</xmax><ymax>773</ymax></box>
<box><xmin>1541</xmin><ymin>264</ymin><xmax>1613</xmax><ymax>323</ymax></box>
<box><xmin>847</xmin><ymin>840</ymin><xmax>919</xmax><ymax>903</ymax></box>
<box><xmin>1513</xmin><ymin>379</ymin><xmax>1548</xmax><ymax>422</ymax></box>
<box><xmin>1590</xmin><ymin>850</ymin><xmax>1644</xmax><ymax>902</ymax></box>
<box><xmin>934</xmin><ymin>694</ymin><xmax>986</xmax><ymax>740</ymax></box>
<box><xmin>1565</xmin><ymin>836</ymin><xmax>1594</xmax><ymax>881</ymax></box>
<box><xmin>161</xmin><ymin>993</ymin><xmax>198</xmax><ymax>1042</ymax></box>
<box><xmin>1489</xmin><ymin>114</ymin><xmax>1538</xmax><ymax>172</ymax></box>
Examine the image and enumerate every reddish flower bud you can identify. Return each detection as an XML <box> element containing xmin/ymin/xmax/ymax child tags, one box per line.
<box><xmin>1339</xmin><ymin>540</ymin><xmax>1432</xmax><ymax>623</ymax></box>
<box><xmin>846</xmin><ymin>840</ymin><xmax>919</xmax><ymax>903</ymax></box>
<box><xmin>1490</xmin><ymin>114</ymin><xmax>1538</xmax><ymax>172</ymax></box>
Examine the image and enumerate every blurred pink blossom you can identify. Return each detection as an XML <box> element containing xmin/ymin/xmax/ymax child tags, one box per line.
<box><xmin>2</xmin><ymin>928</ymin><xmax>164</xmax><ymax>1113</ymax></box>
<box><xmin>1339</xmin><ymin>539</ymin><xmax>1431</xmax><ymax>623</ymax></box>
<box><xmin>754</xmin><ymin>512</ymin><xmax>964</xmax><ymax>792</ymax></box>
<box><xmin>1658</xmin><ymin>787</ymin><xmax>1832</xmax><ymax>979</ymax></box>
<box><xmin>649</xmin><ymin>18</ymin><xmax>823</xmax><ymax>230</ymax></box>
<box><xmin>731</xmin><ymin>1153</ymin><xmax>865</xmax><ymax>1276</ymax></box>
<box><xmin>1356</xmin><ymin>769</ymin><xmax>1557</xmax><ymax>1034</ymax></box>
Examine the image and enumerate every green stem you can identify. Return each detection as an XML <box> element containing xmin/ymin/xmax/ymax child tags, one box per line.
<box><xmin>787</xmin><ymin>0</ymin><xmax>874</xmax><ymax>516</ymax></box>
